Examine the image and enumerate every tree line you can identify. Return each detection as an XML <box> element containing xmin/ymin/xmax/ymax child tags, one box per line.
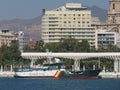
<box><xmin>0</xmin><ymin>38</ymin><xmax>120</xmax><ymax>71</ymax></box>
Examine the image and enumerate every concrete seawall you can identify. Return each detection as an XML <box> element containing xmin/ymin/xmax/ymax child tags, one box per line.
<box><xmin>99</xmin><ymin>72</ymin><xmax>120</xmax><ymax>78</ymax></box>
<box><xmin>0</xmin><ymin>71</ymin><xmax>15</xmax><ymax>77</ymax></box>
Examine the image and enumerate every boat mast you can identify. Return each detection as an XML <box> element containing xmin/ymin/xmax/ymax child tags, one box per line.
<box><xmin>46</xmin><ymin>49</ymin><xmax>52</xmax><ymax>64</ymax></box>
<box><xmin>73</xmin><ymin>58</ymin><xmax>80</xmax><ymax>71</ymax></box>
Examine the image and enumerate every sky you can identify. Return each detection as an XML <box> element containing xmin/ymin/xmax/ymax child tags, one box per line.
<box><xmin>0</xmin><ymin>0</ymin><xmax>109</xmax><ymax>21</ymax></box>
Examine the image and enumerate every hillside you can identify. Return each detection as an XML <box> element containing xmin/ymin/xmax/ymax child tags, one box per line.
<box><xmin>89</xmin><ymin>6</ymin><xmax>107</xmax><ymax>22</ymax></box>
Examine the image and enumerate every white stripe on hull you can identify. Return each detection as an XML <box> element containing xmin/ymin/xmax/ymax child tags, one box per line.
<box><xmin>15</xmin><ymin>70</ymin><xmax>58</xmax><ymax>77</ymax></box>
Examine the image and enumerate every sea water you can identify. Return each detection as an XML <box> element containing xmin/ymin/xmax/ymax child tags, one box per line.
<box><xmin>0</xmin><ymin>78</ymin><xmax>120</xmax><ymax>90</ymax></box>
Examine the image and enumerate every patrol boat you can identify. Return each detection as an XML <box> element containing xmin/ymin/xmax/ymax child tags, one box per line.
<box><xmin>14</xmin><ymin>58</ymin><xmax>65</xmax><ymax>78</ymax></box>
<box><xmin>14</xmin><ymin>58</ymin><xmax>101</xmax><ymax>79</ymax></box>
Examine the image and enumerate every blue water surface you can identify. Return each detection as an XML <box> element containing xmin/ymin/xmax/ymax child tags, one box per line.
<box><xmin>0</xmin><ymin>78</ymin><xmax>120</xmax><ymax>90</ymax></box>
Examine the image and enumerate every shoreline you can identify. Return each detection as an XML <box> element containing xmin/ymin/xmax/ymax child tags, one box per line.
<box><xmin>99</xmin><ymin>72</ymin><xmax>120</xmax><ymax>78</ymax></box>
<box><xmin>0</xmin><ymin>71</ymin><xmax>14</xmax><ymax>78</ymax></box>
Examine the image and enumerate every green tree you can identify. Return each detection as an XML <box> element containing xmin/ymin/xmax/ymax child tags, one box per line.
<box><xmin>24</xmin><ymin>45</ymin><xmax>33</xmax><ymax>52</ymax></box>
<box><xmin>34</xmin><ymin>40</ymin><xmax>45</xmax><ymax>52</ymax></box>
<box><xmin>80</xmin><ymin>39</ymin><xmax>90</xmax><ymax>52</ymax></box>
<box><xmin>9</xmin><ymin>41</ymin><xmax>21</xmax><ymax>65</ymax></box>
<box><xmin>0</xmin><ymin>40</ymin><xmax>24</xmax><ymax>70</ymax></box>
<box><xmin>58</xmin><ymin>37</ymin><xmax>80</xmax><ymax>52</ymax></box>
<box><xmin>44</xmin><ymin>43</ymin><xmax>60</xmax><ymax>52</ymax></box>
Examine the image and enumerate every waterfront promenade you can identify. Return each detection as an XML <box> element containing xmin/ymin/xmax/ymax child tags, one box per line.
<box><xmin>99</xmin><ymin>72</ymin><xmax>120</xmax><ymax>78</ymax></box>
<box><xmin>0</xmin><ymin>71</ymin><xmax>14</xmax><ymax>77</ymax></box>
<box><xmin>1</xmin><ymin>52</ymin><xmax>120</xmax><ymax>78</ymax></box>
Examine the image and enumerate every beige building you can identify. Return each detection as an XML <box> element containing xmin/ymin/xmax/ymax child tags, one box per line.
<box><xmin>107</xmin><ymin>0</ymin><xmax>120</xmax><ymax>24</ymax></box>
<box><xmin>41</xmin><ymin>3</ymin><xmax>97</xmax><ymax>48</ymax></box>
<box><xmin>91</xmin><ymin>0</ymin><xmax>120</xmax><ymax>47</ymax></box>
<box><xmin>0</xmin><ymin>30</ymin><xmax>17</xmax><ymax>47</ymax></box>
<box><xmin>92</xmin><ymin>17</ymin><xmax>102</xmax><ymax>25</ymax></box>
<box><xmin>92</xmin><ymin>0</ymin><xmax>120</xmax><ymax>34</ymax></box>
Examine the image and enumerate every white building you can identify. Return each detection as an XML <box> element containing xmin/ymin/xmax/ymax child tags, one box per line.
<box><xmin>18</xmin><ymin>31</ymin><xmax>29</xmax><ymax>52</ymax></box>
<box><xmin>97</xmin><ymin>30</ymin><xmax>116</xmax><ymax>48</ymax></box>
<box><xmin>41</xmin><ymin>3</ymin><xmax>97</xmax><ymax>48</ymax></box>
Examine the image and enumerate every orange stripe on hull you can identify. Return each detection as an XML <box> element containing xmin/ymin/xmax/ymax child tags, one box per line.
<box><xmin>54</xmin><ymin>71</ymin><xmax>61</xmax><ymax>78</ymax></box>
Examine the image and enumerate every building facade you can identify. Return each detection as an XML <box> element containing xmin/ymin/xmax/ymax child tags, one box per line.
<box><xmin>97</xmin><ymin>30</ymin><xmax>116</xmax><ymax>48</ymax></box>
<box><xmin>108</xmin><ymin>0</ymin><xmax>120</xmax><ymax>24</ymax></box>
<box><xmin>18</xmin><ymin>31</ymin><xmax>29</xmax><ymax>52</ymax></box>
<box><xmin>92</xmin><ymin>0</ymin><xmax>120</xmax><ymax>34</ymax></box>
<box><xmin>0</xmin><ymin>30</ymin><xmax>17</xmax><ymax>47</ymax></box>
<box><xmin>41</xmin><ymin>3</ymin><xmax>97</xmax><ymax>48</ymax></box>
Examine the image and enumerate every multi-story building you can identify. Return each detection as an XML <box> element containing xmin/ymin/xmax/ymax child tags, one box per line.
<box><xmin>0</xmin><ymin>29</ymin><xmax>17</xmax><ymax>47</ymax></box>
<box><xmin>41</xmin><ymin>3</ymin><xmax>97</xmax><ymax>48</ymax></box>
<box><xmin>97</xmin><ymin>30</ymin><xmax>116</xmax><ymax>48</ymax></box>
<box><xmin>18</xmin><ymin>31</ymin><xmax>29</xmax><ymax>52</ymax></box>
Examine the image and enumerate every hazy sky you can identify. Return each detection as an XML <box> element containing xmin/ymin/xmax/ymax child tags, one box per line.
<box><xmin>0</xmin><ymin>0</ymin><xmax>109</xmax><ymax>21</ymax></box>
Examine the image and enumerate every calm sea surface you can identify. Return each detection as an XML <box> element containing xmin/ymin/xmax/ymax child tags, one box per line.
<box><xmin>0</xmin><ymin>78</ymin><xmax>120</xmax><ymax>90</ymax></box>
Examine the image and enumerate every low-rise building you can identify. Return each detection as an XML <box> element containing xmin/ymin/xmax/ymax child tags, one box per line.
<box><xmin>0</xmin><ymin>29</ymin><xmax>17</xmax><ymax>47</ymax></box>
<box><xmin>97</xmin><ymin>30</ymin><xmax>116</xmax><ymax>48</ymax></box>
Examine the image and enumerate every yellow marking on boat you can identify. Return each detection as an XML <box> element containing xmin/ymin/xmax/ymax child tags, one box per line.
<box><xmin>54</xmin><ymin>71</ymin><xmax>61</xmax><ymax>78</ymax></box>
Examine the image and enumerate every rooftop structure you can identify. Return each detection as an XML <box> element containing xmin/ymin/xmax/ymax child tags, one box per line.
<box><xmin>21</xmin><ymin>52</ymin><xmax>120</xmax><ymax>72</ymax></box>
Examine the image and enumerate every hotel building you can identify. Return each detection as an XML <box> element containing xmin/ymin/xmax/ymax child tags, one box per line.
<box><xmin>41</xmin><ymin>3</ymin><xmax>97</xmax><ymax>48</ymax></box>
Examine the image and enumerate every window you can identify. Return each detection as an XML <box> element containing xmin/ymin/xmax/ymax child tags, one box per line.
<box><xmin>68</xmin><ymin>21</ymin><xmax>71</xmax><ymax>23</ymax></box>
<box><xmin>113</xmin><ymin>3</ymin><xmax>115</xmax><ymax>9</ymax></box>
<box><xmin>82</xmin><ymin>14</ymin><xmax>85</xmax><ymax>16</ymax></box>
<box><xmin>64</xmin><ymin>21</ymin><xmax>66</xmax><ymax>23</ymax></box>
